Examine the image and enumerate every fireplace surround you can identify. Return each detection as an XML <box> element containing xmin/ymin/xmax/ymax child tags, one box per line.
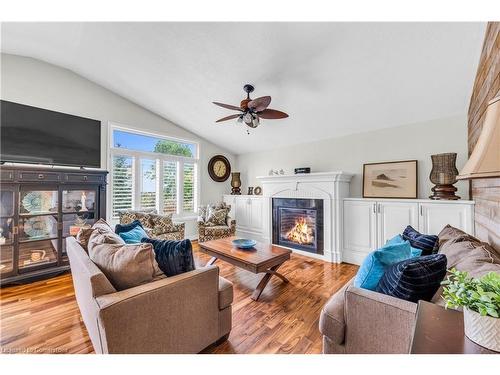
<box><xmin>257</xmin><ymin>171</ymin><xmax>353</xmax><ymax>263</ymax></box>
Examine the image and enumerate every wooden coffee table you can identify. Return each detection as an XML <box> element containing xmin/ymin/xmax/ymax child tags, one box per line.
<box><xmin>199</xmin><ymin>236</ymin><xmax>292</xmax><ymax>301</ymax></box>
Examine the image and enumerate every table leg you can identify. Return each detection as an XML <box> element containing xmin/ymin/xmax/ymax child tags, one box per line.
<box><xmin>251</xmin><ymin>263</ymin><xmax>288</xmax><ymax>301</ymax></box>
<box><xmin>206</xmin><ymin>257</ymin><xmax>217</xmax><ymax>266</ymax></box>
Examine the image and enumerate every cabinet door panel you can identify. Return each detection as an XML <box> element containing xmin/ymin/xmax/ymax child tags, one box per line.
<box><xmin>378</xmin><ymin>202</ymin><xmax>419</xmax><ymax>246</ymax></box>
<box><xmin>223</xmin><ymin>195</ymin><xmax>236</xmax><ymax>218</ymax></box>
<box><xmin>249</xmin><ymin>198</ymin><xmax>263</xmax><ymax>232</ymax></box>
<box><xmin>235</xmin><ymin>198</ymin><xmax>250</xmax><ymax>228</ymax></box>
<box><xmin>418</xmin><ymin>203</ymin><xmax>473</xmax><ymax>235</ymax></box>
<box><xmin>343</xmin><ymin>200</ymin><xmax>377</xmax><ymax>264</ymax></box>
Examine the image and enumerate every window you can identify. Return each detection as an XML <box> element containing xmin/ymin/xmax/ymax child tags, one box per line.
<box><xmin>110</xmin><ymin>127</ymin><xmax>198</xmax><ymax>218</ymax></box>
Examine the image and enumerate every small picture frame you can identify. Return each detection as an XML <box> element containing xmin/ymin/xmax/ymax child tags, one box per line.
<box><xmin>247</xmin><ymin>187</ymin><xmax>254</xmax><ymax>195</ymax></box>
<box><xmin>363</xmin><ymin>160</ymin><xmax>418</xmax><ymax>199</ymax></box>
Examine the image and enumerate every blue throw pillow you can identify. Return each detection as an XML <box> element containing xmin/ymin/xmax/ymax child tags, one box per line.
<box><xmin>376</xmin><ymin>254</ymin><xmax>447</xmax><ymax>302</ymax></box>
<box><xmin>402</xmin><ymin>226</ymin><xmax>439</xmax><ymax>255</ymax></box>
<box><xmin>354</xmin><ymin>241</ymin><xmax>412</xmax><ymax>290</ymax></box>
<box><xmin>115</xmin><ymin>220</ymin><xmax>143</xmax><ymax>235</ymax></box>
<box><xmin>386</xmin><ymin>234</ymin><xmax>422</xmax><ymax>258</ymax></box>
<box><xmin>119</xmin><ymin>225</ymin><xmax>149</xmax><ymax>244</ymax></box>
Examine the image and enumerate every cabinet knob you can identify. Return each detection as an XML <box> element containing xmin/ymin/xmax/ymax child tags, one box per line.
<box><xmin>83</xmin><ymin>175</ymin><xmax>88</xmax><ymax>181</ymax></box>
<box><xmin>38</xmin><ymin>174</ymin><xmax>44</xmax><ymax>179</ymax></box>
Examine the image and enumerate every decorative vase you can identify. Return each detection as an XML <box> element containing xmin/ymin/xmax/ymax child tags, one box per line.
<box><xmin>231</xmin><ymin>172</ymin><xmax>242</xmax><ymax>195</ymax></box>
<box><xmin>463</xmin><ymin>307</ymin><xmax>500</xmax><ymax>352</ymax></box>
<box><xmin>429</xmin><ymin>153</ymin><xmax>460</xmax><ymax>200</ymax></box>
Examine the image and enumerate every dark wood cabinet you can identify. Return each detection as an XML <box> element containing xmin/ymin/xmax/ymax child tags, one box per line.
<box><xmin>0</xmin><ymin>166</ymin><xmax>107</xmax><ymax>285</ymax></box>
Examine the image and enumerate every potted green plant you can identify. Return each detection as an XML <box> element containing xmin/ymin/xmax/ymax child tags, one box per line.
<box><xmin>441</xmin><ymin>269</ymin><xmax>500</xmax><ymax>352</ymax></box>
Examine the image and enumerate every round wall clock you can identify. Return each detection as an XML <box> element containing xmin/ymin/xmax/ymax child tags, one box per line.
<box><xmin>208</xmin><ymin>155</ymin><xmax>231</xmax><ymax>182</ymax></box>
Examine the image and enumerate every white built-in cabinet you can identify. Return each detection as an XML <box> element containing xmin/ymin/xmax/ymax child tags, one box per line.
<box><xmin>342</xmin><ymin>198</ymin><xmax>474</xmax><ymax>265</ymax></box>
<box><xmin>223</xmin><ymin>195</ymin><xmax>263</xmax><ymax>240</ymax></box>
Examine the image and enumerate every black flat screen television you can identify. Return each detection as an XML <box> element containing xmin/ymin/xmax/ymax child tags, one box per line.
<box><xmin>1</xmin><ymin>100</ymin><xmax>101</xmax><ymax>168</ymax></box>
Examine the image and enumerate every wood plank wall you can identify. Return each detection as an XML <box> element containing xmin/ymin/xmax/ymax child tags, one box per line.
<box><xmin>468</xmin><ymin>22</ymin><xmax>500</xmax><ymax>251</ymax></box>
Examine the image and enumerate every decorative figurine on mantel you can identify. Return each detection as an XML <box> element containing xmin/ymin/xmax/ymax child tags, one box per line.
<box><xmin>429</xmin><ymin>153</ymin><xmax>460</xmax><ymax>200</ymax></box>
<box><xmin>230</xmin><ymin>172</ymin><xmax>242</xmax><ymax>195</ymax></box>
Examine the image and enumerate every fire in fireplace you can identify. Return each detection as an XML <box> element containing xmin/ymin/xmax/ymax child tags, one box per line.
<box><xmin>286</xmin><ymin>216</ymin><xmax>314</xmax><ymax>245</ymax></box>
<box><xmin>272</xmin><ymin>198</ymin><xmax>324</xmax><ymax>255</ymax></box>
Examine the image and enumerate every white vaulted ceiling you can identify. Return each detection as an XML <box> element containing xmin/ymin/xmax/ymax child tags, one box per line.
<box><xmin>1</xmin><ymin>22</ymin><xmax>486</xmax><ymax>154</ymax></box>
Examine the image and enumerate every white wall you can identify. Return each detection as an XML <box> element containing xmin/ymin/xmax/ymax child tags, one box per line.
<box><xmin>236</xmin><ymin>116</ymin><xmax>470</xmax><ymax>199</ymax></box>
<box><xmin>1</xmin><ymin>53</ymin><xmax>235</xmax><ymax>236</ymax></box>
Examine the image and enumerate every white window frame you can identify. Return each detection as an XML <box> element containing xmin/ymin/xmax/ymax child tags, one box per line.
<box><xmin>108</xmin><ymin>122</ymin><xmax>200</xmax><ymax>220</ymax></box>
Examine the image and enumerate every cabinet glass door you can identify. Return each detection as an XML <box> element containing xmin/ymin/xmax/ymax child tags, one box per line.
<box><xmin>0</xmin><ymin>186</ymin><xmax>16</xmax><ymax>275</ymax></box>
<box><xmin>18</xmin><ymin>188</ymin><xmax>59</xmax><ymax>271</ymax></box>
<box><xmin>61</xmin><ymin>189</ymin><xmax>98</xmax><ymax>262</ymax></box>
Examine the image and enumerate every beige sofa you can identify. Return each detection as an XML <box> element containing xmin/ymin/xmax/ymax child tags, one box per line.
<box><xmin>66</xmin><ymin>236</ymin><xmax>233</xmax><ymax>354</ymax></box>
<box><xmin>319</xmin><ymin>225</ymin><xmax>500</xmax><ymax>354</ymax></box>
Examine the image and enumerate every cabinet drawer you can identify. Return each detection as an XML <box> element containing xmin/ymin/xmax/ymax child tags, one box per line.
<box><xmin>64</xmin><ymin>173</ymin><xmax>104</xmax><ymax>183</ymax></box>
<box><xmin>0</xmin><ymin>170</ymin><xmax>14</xmax><ymax>181</ymax></box>
<box><xmin>18</xmin><ymin>171</ymin><xmax>61</xmax><ymax>182</ymax></box>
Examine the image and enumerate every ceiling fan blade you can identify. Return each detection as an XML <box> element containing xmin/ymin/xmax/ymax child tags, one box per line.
<box><xmin>213</xmin><ymin>102</ymin><xmax>243</xmax><ymax>111</ymax></box>
<box><xmin>248</xmin><ymin>96</ymin><xmax>272</xmax><ymax>112</ymax></box>
<box><xmin>215</xmin><ymin>114</ymin><xmax>241</xmax><ymax>123</ymax></box>
<box><xmin>257</xmin><ymin>108</ymin><xmax>289</xmax><ymax>119</ymax></box>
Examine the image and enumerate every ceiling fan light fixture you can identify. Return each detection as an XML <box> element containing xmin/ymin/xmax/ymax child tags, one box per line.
<box><xmin>243</xmin><ymin>112</ymin><xmax>253</xmax><ymax>124</ymax></box>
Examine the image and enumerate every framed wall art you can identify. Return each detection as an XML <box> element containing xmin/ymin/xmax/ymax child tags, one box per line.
<box><xmin>362</xmin><ymin>160</ymin><xmax>418</xmax><ymax>199</ymax></box>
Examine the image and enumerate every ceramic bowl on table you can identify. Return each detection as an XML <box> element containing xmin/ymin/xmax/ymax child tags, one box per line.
<box><xmin>232</xmin><ymin>238</ymin><xmax>257</xmax><ymax>250</ymax></box>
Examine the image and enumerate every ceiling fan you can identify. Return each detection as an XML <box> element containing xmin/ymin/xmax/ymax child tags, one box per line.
<box><xmin>213</xmin><ymin>84</ymin><xmax>288</xmax><ymax>133</ymax></box>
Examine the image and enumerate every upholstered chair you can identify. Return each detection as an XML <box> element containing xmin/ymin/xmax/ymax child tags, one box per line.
<box><xmin>118</xmin><ymin>209</ymin><xmax>185</xmax><ymax>240</ymax></box>
<box><xmin>197</xmin><ymin>203</ymin><xmax>236</xmax><ymax>243</ymax></box>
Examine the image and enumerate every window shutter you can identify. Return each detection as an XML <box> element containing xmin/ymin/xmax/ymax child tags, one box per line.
<box><xmin>112</xmin><ymin>155</ymin><xmax>133</xmax><ymax>218</ymax></box>
<box><xmin>140</xmin><ymin>159</ymin><xmax>157</xmax><ymax>211</ymax></box>
<box><xmin>163</xmin><ymin>161</ymin><xmax>177</xmax><ymax>214</ymax></box>
<box><xmin>183</xmin><ymin>162</ymin><xmax>196</xmax><ymax>212</ymax></box>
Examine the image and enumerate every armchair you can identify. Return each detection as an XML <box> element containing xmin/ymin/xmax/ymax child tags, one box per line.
<box><xmin>197</xmin><ymin>204</ymin><xmax>236</xmax><ymax>243</ymax></box>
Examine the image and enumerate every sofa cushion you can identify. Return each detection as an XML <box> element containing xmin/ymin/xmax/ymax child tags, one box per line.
<box><xmin>402</xmin><ymin>225</ymin><xmax>439</xmax><ymax>255</ymax></box>
<box><xmin>218</xmin><ymin>276</ymin><xmax>234</xmax><ymax>310</ymax></box>
<box><xmin>115</xmin><ymin>219</ymin><xmax>143</xmax><ymax>235</ymax></box>
<box><xmin>386</xmin><ymin>234</ymin><xmax>423</xmax><ymax>257</ymax></box>
<box><xmin>151</xmin><ymin>231</ymin><xmax>184</xmax><ymax>241</ymax></box>
<box><xmin>88</xmin><ymin>230</ymin><xmax>157</xmax><ymax>290</ymax></box>
<box><xmin>92</xmin><ymin>218</ymin><xmax>115</xmax><ymax>233</ymax></box>
<box><xmin>119</xmin><ymin>225</ymin><xmax>149</xmax><ymax>244</ymax></box>
<box><xmin>354</xmin><ymin>241</ymin><xmax>412</xmax><ymax>290</ymax></box>
<box><xmin>205</xmin><ymin>206</ymin><xmax>230</xmax><ymax>226</ymax></box>
<box><xmin>141</xmin><ymin>238</ymin><xmax>195</xmax><ymax>277</ymax></box>
<box><xmin>437</xmin><ymin>224</ymin><xmax>481</xmax><ymax>247</ymax></box>
<box><xmin>118</xmin><ymin>209</ymin><xmax>156</xmax><ymax>228</ymax></box>
<box><xmin>376</xmin><ymin>254</ymin><xmax>447</xmax><ymax>303</ymax></box>
<box><xmin>151</xmin><ymin>213</ymin><xmax>175</xmax><ymax>235</ymax></box>
<box><xmin>76</xmin><ymin>227</ymin><xmax>95</xmax><ymax>252</ymax></box>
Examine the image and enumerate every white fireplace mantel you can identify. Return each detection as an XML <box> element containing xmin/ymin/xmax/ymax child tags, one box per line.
<box><xmin>257</xmin><ymin>171</ymin><xmax>353</xmax><ymax>263</ymax></box>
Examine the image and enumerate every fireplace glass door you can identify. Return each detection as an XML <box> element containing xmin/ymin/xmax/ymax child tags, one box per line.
<box><xmin>272</xmin><ymin>198</ymin><xmax>324</xmax><ymax>255</ymax></box>
<box><xmin>279</xmin><ymin>208</ymin><xmax>317</xmax><ymax>251</ymax></box>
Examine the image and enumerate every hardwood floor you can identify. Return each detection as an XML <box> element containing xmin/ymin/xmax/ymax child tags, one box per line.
<box><xmin>0</xmin><ymin>243</ymin><xmax>357</xmax><ymax>354</ymax></box>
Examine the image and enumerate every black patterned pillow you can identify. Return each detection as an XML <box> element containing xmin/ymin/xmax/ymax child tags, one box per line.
<box><xmin>402</xmin><ymin>225</ymin><xmax>439</xmax><ymax>255</ymax></box>
<box><xmin>151</xmin><ymin>213</ymin><xmax>175</xmax><ymax>235</ymax></box>
<box><xmin>376</xmin><ymin>254</ymin><xmax>447</xmax><ymax>303</ymax></box>
<box><xmin>205</xmin><ymin>206</ymin><xmax>229</xmax><ymax>226</ymax></box>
